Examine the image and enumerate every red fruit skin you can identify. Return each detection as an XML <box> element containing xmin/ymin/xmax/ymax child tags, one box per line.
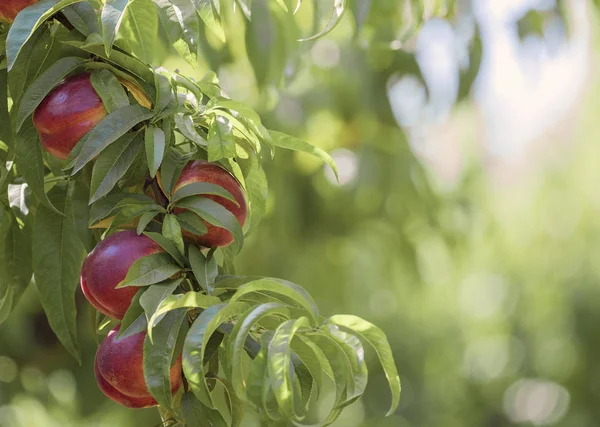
<box><xmin>95</xmin><ymin>326</ymin><xmax>182</xmax><ymax>409</ymax></box>
<box><xmin>0</xmin><ymin>0</ymin><xmax>38</xmax><ymax>23</ymax></box>
<box><xmin>80</xmin><ymin>231</ymin><xmax>163</xmax><ymax>320</ymax></box>
<box><xmin>33</xmin><ymin>73</ymin><xmax>107</xmax><ymax>160</ymax></box>
<box><xmin>171</xmin><ymin>160</ymin><xmax>247</xmax><ymax>248</ymax></box>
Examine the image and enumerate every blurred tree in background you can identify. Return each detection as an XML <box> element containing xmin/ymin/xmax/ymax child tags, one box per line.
<box><xmin>2</xmin><ymin>0</ymin><xmax>600</xmax><ymax>426</ymax></box>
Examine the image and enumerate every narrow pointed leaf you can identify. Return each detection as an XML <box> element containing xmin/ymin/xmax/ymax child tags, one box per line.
<box><xmin>148</xmin><ymin>291</ymin><xmax>221</xmax><ymax>333</ymax></box>
<box><xmin>228</xmin><ymin>278</ymin><xmax>319</xmax><ymax>324</ymax></box>
<box><xmin>327</xmin><ymin>315</ymin><xmax>401</xmax><ymax>415</ymax></box>
<box><xmin>117</xmin><ymin>288</ymin><xmax>146</xmax><ymax>339</ymax></box>
<box><xmin>270</xmin><ymin>130</ymin><xmax>338</xmax><ymax>179</ymax></box>
<box><xmin>145</xmin><ymin>126</ymin><xmax>166</xmax><ymax>178</ymax></box>
<box><xmin>176</xmin><ymin>196</ymin><xmax>243</xmax><ymax>253</ymax></box>
<box><xmin>162</xmin><ymin>214</ymin><xmax>185</xmax><ymax>255</ymax></box>
<box><xmin>90</xmin><ymin>69</ymin><xmax>129</xmax><ymax>113</ymax></box>
<box><xmin>143</xmin><ymin>308</ymin><xmax>187</xmax><ymax>408</ymax></box>
<box><xmin>144</xmin><ymin>231</ymin><xmax>187</xmax><ymax>267</ymax></box>
<box><xmin>116</xmin><ymin>253</ymin><xmax>182</xmax><ymax>288</ymax></box>
<box><xmin>33</xmin><ymin>184</ymin><xmax>84</xmax><ymax>363</ymax></box>
<box><xmin>71</xmin><ymin>104</ymin><xmax>153</xmax><ymax>174</ymax></box>
<box><xmin>101</xmin><ymin>0</ymin><xmax>131</xmax><ymax>56</ymax></box>
<box><xmin>268</xmin><ymin>317</ymin><xmax>310</xmax><ymax>419</ymax></box>
<box><xmin>89</xmin><ymin>132</ymin><xmax>143</xmax><ymax>203</ymax></box>
<box><xmin>183</xmin><ymin>302</ymin><xmax>247</xmax><ymax>408</ymax></box>
<box><xmin>188</xmin><ymin>245</ymin><xmax>218</xmax><ymax>293</ymax></box>
<box><xmin>6</xmin><ymin>0</ymin><xmax>86</xmax><ymax>70</ymax></box>
<box><xmin>298</xmin><ymin>0</ymin><xmax>347</xmax><ymax>41</ymax></box>
<box><xmin>171</xmin><ymin>182</ymin><xmax>237</xmax><ymax>204</ymax></box>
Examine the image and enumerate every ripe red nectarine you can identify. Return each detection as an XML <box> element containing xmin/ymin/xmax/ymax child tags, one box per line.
<box><xmin>168</xmin><ymin>160</ymin><xmax>247</xmax><ymax>248</ymax></box>
<box><xmin>33</xmin><ymin>73</ymin><xmax>107</xmax><ymax>160</ymax></box>
<box><xmin>95</xmin><ymin>326</ymin><xmax>182</xmax><ymax>408</ymax></box>
<box><xmin>80</xmin><ymin>231</ymin><xmax>163</xmax><ymax>319</ymax></box>
<box><xmin>0</xmin><ymin>0</ymin><xmax>38</xmax><ymax>23</ymax></box>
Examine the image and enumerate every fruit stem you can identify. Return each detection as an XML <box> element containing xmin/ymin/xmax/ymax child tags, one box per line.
<box><xmin>147</xmin><ymin>175</ymin><xmax>169</xmax><ymax>210</ymax></box>
<box><xmin>44</xmin><ymin>175</ymin><xmax>68</xmax><ymax>184</ymax></box>
<box><xmin>54</xmin><ymin>12</ymin><xmax>74</xmax><ymax>31</ymax></box>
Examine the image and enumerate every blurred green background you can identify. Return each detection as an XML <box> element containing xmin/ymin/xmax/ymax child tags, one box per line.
<box><xmin>3</xmin><ymin>0</ymin><xmax>600</xmax><ymax>426</ymax></box>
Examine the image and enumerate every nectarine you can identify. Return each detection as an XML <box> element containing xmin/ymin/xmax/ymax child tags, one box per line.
<box><xmin>0</xmin><ymin>0</ymin><xmax>38</xmax><ymax>23</ymax></box>
<box><xmin>80</xmin><ymin>231</ymin><xmax>163</xmax><ymax>319</ymax></box>
<box><xmin>95</xmin><ymin>326</ymin><xmax>182</xmax><ymax>408</ymax></box>
<box><xmin>168</xmin><ymin>160</ymin><xmax>247</xmax><ymax>248</ymax></box>
<box><xmin>33</xmin><ymin>73</ymin><xmax>107</xmax><ymax>160</ymax></box>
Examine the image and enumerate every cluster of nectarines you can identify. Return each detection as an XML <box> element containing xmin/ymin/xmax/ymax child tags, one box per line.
<box><xmin>4</xmin><ymin>0</ymin><xmax>248</xmax><ymax>408</ymax></box>
<box><xmin>34</xmin><ymin>72</ymin><xmax>247</xmax><ymax>407</ymax></box>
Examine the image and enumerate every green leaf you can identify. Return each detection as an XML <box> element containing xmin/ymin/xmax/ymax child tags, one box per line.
<box><xmin>207</xmin><ymin>98</ymin><xmax>268</xmax><ymax>141</ymax></box>
<box><xmin>89</xmin><ymin>132</ymin><xmax>143</xmax><ymax>203</ymax></box>
<box><xmin>244</xmin><ymin>158</ymin><xmax>268</xmax><ymax>234</ymax></box>
<box><xmin>171</xmin><ymin>182</ymin><xmax>236</xmax><ymax>204</ymax></box>
<box><xmin>228</xmin><ymin>278</ymin><xmax>319</xmax><ymax>325</ymax></box>
<box><xmin>299</xmin><ymin>0</ymin><xmax>347</xmax><ymax>41</ymax></box>
<box><xmin>245</xmin><ymin>0</ymin><xmax>286</xmax><ymax>88</ymax></box>
<box><xmin>69</xmin><ymin>170</ymin><xmax>94</xmax><ymax>251</ymax></box>
<box><xmin>159</xmin><ymin>147</ymin><xmax>194</xmax><ymax>196</ymax></box>
<box><xmin>207</xmin><ymin>115</ymin><xmax>235</xmax><ymax>162</ymax></box>
<box><xmin>192</xmin><ymin>0</ymin><xmax>226</xmax><ymax>42</ymax></box>
<box><xmin>144</xmin><ymin>231</ymin><xmax>187</xmax><ymax>267</ymax></box>
<box><xmin>139</xmin><ymin>279</ymin><xmax>182</xmax><ymax>323</ymax></box>
<box><xmin>216</xmin><ymin>377</ymin><xmax>245</xmax><ymax>427</ymax></box>
<box><xmin>32</xmin><ymin>183</ymin><xmax>84</xmax><ymax>363</ymax></box>
<box><xmin>100</xmin><ymin>0</ymin><xmax>131</xmax><ymax>56</ymax></box>
<box><xmin>70</xmin><ymin>104</ymin><xmax>153</xmax><ymax>174</ymax></box>
<box><xmin>62</xmin><ymin>3</ymin><xmax>101</xmax><ymax>36</ymax></box>
<box><xmin>176</xmin><ymin>196</ymin><xmax>243</xmax><ymax>253</ymax></box>
<box><xmin>268</xmin><ymin>317</ymin><xmax>310</xmax><ymax>419</ymax></box>
<box><xmin>291</xmin><ymin>335</ymin><xmax>335</xmax><ymax>400</ymax></box>
<box><xmin>136</xmin><ymin>210</ymin><xmax>159</xmax><ymax>234</ymax></box>
<box><xmin>118</xmin><ymin>0</ymin><xmax>159</xmax><ymax>64</ymax></box>
<box><xmin>246</xmin><ymin>333</ymin><xmax>273</xmax><ymax>413</ymax></box>
<box><xmin>145</xmin><ymin>126</ymin><xmax>166</xmax><ymax>178</ymax></box>
<box><xmin>154</xmin><ymin>0</ymin><xmax>200</xmax><ymax>66</ymax></box>
<box><xmin>176</xmin><ymin>211</ymin><xmax>208</xmax><ymax>236</ymax></box>
<box><xmin>148</xmin><ymin>291</ymin><xmax>221</xmax><ymax>333</ymax></box>
<box><xmin>143</xmin><ymin>308</ymin><xmax>187</xmax><ymax>408</ymax></box>
<box><xmin>162</xmin><ymin>214</ymin><xmax>185</xmax><ymax>255</ymax></box>
<box><xmin>6</xmin><ymin>0</ymin><xmax>86</xmax><ymax>71</ymax></box>
<box><xmin>229</xmin><ymin>303</ymin><xmax>288</xmax><ymax>401</ymax></box>
<box><xmin>116</xmin><ymin>253</ymin><xmax>182</xmax><ymax>288</ymax></box>
<box><xmin>308</xmin><ymin>333</ymin><xmax>350</xmax><ymax>420</ymax></box>
<box><xmin>0</xmin><ymin>70</ymin><xmax>10</xmax><ymax>145</ymax></box>
<box><xmin>16</xmin><ymin>56</ymin><xmax>87</xmax><ymax>131</ymax></box>
<box><xmin>325</xmin><ymin>324</ymin><xmax>368</xmax><ymax>404</ymax></box>
<box><xmin>0</xmin><ymin>209</ymin><xmax>33</xmax><ymax>324</ymax></box>
<box><xmin>183</xmin><ymin>302</ymin><xmax>247</xmax><ymax>408</ymax></box>
<box><xmin>174</xmin><ymin>113</ymin><xmax>206</xmax><ymax>146</ymax></box>
<box><xmin>117</xmin><ymin>289</ymin><xmax>147</xmax><ymax>339</ymax></box>
<box><xmin>14</xmin><ymin>121</ymin><xmax>59</xmax><ymax>213</ymax></box>
<box><xmin>188</xmin><ymin>245</ymin><xmax>218</xmax><ymax>294</ymax></box>
<box><xmin>8</xmin><ymin>26</ymin><xmax>54</xmax><ymax>109</ymax></box>
<box><xmin>61</xmin><ymin>37</ymin><xmax>155</xmax><ymax>83</ymax></box>
<box><xmin>270</xmin><ymin>130</ymin><xmax>338</xmax><ymax>179</ymax></box>
<box><xmin>181</xmin><ymin>391</ymin><xmax>228</xmax><ymax>427</ymax></box>
<box><xmin>153</xmin><ymin>71</ymin><xmax>173</xmax><ymax>114</ymax></box>
<box><xmin>90</xmin><ymin>69</ymin><xmax>129</xmax><ymax>113</ymax></box>
<box><xmin>89</xmin><ymin>193</ymin><xmax>156</xmax><ymax>225</ymax></box>
<box><xmin>327</xmin><ymin>315</ymin><xmax>401</xmax><ymax>416</ymax></box>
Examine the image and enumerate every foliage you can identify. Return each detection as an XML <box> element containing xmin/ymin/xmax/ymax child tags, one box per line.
<box><xmin>0</xmin><ymin>0</ymin><xmax>457</xmax><ymax>425</ymax></box>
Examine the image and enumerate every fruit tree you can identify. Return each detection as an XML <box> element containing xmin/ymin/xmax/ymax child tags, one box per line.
<box><xmin>0</xmin><ymin>0</ymin><xmax>456</xmax><ymax>425</ymax></box>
